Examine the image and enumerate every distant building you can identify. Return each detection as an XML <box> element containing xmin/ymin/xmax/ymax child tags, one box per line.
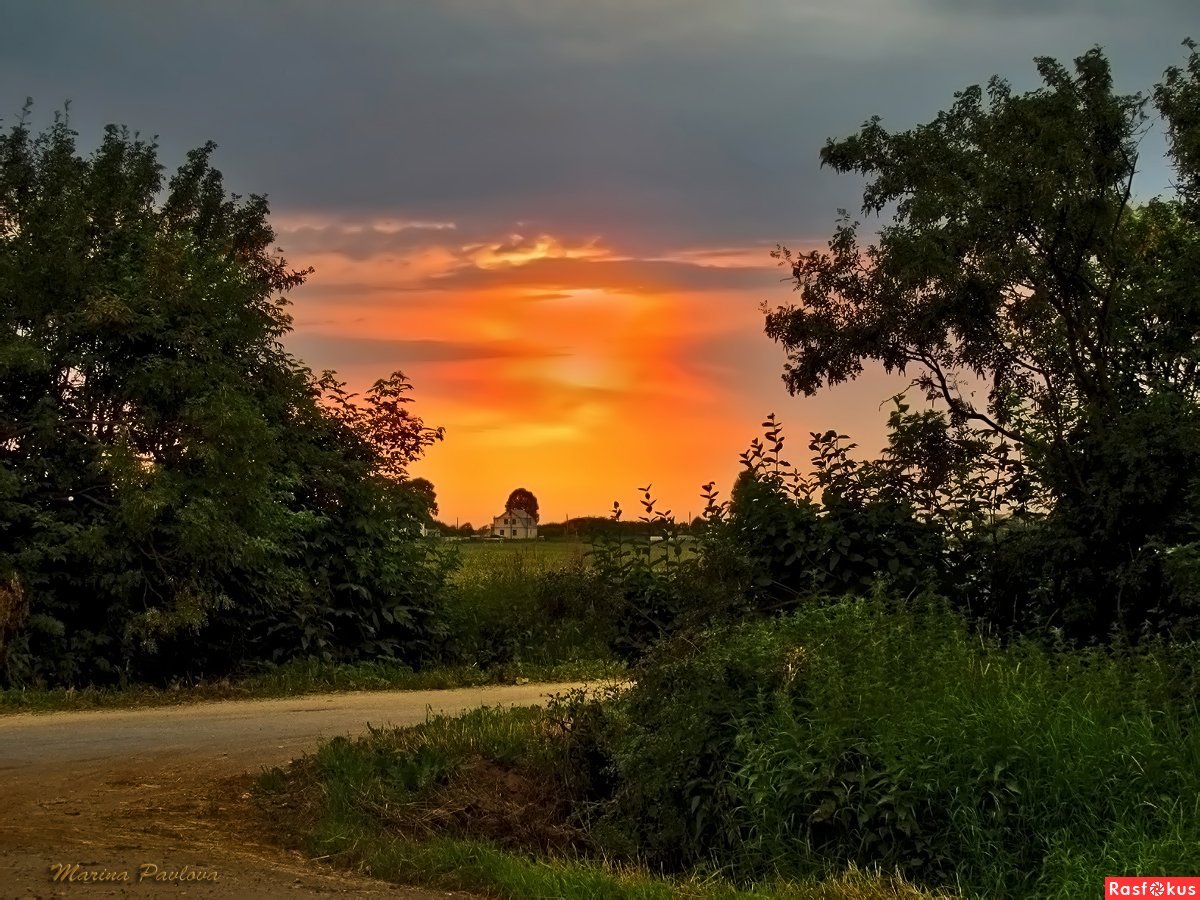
<box><xmin>491</xmin><ymin>507</ymin><xmax>538</xmax><ymax>539</ymax></box>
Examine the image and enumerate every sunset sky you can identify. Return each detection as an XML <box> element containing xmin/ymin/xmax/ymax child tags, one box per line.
<box><xmin>3</xmin><ymin>1</ymin><xmax>1194</xmax><ymax>524</ymax></box>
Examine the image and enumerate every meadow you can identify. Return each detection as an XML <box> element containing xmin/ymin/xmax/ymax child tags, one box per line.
<box><xmin>451</xmin><ymin>539</ymin><xmax>590</xmax><ymax>582</ymax></box>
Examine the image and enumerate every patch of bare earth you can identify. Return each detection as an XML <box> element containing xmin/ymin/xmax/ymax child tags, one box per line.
<box><xmin>270</xmin><ymin>755</ymin><xmax>586</xmax><ymax>856</ymax></box>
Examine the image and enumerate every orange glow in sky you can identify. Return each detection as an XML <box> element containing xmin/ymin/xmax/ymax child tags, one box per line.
<box><xmin>280</xmin><ymin>218</ymin><xmax>904</xmax><ymax>525</ymax></box>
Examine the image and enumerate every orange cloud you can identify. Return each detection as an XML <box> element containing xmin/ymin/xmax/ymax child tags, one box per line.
<box><xmin>464</xmin><ymin>233</ymin><xmax>613</xmax><ymax>269</ymax></box>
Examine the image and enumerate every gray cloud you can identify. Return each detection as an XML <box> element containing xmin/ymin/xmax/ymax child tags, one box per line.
<box><xmin>1</xmin><ymin>0</ymin><xmax>1193</xmax><ymax>251</ymax></box>
<box><xmin>915</xmin><ymin>0</ymin><xmax>1196</xmax><ymax>16</ymax></box>
<box><xmin>275</xmin><ymin>223</ymin><xmax>457</xmax><ymax>261</ymax></box>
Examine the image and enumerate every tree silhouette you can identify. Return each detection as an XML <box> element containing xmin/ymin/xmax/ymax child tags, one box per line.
<box><xmin>505</xmin><ymin>487</ymin><xmax>539</xmax><ymax>522</ymax></box>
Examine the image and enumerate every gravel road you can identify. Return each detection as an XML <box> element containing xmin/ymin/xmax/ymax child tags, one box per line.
<box><xmin>0</xmin><ymin>683</ymin><xmax>582</xmax><ymax>898</ymax></box>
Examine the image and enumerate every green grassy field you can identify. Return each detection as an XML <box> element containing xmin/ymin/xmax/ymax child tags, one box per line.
<box><xmin>450</xmin><ymin>539</ymin><xmax>590</xmax><ymax>586</ymax></box>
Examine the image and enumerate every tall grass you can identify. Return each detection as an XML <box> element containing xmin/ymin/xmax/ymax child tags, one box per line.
<box><xmin>442</xmin><ymin>541</ymin><xmax>618</xmax><ymax>666</ymax></box>
<box><xmin>604</xmin><ymin>599</ymin><xmax>1200</xmax><ymax>896</ymax></box>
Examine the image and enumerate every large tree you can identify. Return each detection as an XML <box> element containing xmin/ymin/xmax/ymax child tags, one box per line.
<box><xmin>505</xmin><ymin>487</ymin><xmax>540</xmax><ymax>522</ymax></box>
<box><xmin>765</xmin><ymin>43</ymin><xmax>1200</xmax><ymax>639</ymax></box>
<box><xmin>0</xmin><ymin>107</ymin><xmax>447</xmax><ymax>684</ymax></box>
<box><xmin>401</xmin><ymin>477</ymin><xmax>438</xmax><ymax>519</ymax></box>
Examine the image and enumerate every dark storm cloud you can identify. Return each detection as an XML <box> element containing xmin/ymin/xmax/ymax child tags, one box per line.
<box><xmin>2</xmin><ymin>1</ymin><xmax>1194</xmax><ymax>248</ymax></box>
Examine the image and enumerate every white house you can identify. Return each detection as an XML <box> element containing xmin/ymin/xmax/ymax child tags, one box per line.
<box><xmin>491</xmin><ymin>507</ymin><xmax>538</xmax><ymax>539</ymax></box>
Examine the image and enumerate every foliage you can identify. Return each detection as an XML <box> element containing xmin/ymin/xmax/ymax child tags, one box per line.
<box><xmin>0</xmin><ymin>107</ymin><xmax>447</xmax><ymax>685</ymax></box>
<box><xmin>401</xmin><ymin>477</ymin><xmax>438</xmax><ymax>519</ymax></box>
<box><xmin>765</xmin><ymin>44</ymin><xmax>1200</xmax><ymax>640</ymax></box>
<box><xmin>596</xmin><ymin>599</ymin><xmax>1200</xmax><ymax>896</ymax></box>
<box><xmin>504</xmin><ymin>486</ymin><xmax>540</xmax><ymax>522</ymax></box>
<box><xmin>715</xmin><ymin>413</ymin><xmax>948</xmax><ymax>614</ymax></box>
<box><xmin>313</xmin><ymin>371</ymin><xmax>443</xmax><ymax>482</ymax></box>
<box><xmin>259</xmin><ymin>699</ymin><xmax>953</xmax><ymax>899</ymax></box>
<box><xmin>587</xmin><ymin>486</ymin><xmax>751</xmax><ymax>664</ymax></box>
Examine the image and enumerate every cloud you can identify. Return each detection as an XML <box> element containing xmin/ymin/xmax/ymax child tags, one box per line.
<box><xmin>915</xmin><ymin>0</ymin><xmax>1196</xmax><ymax>16</ymax></box>
<box><xmin>5</xmin><ymin>0</ymin><xmax>1191</xmax><ymax>254</ymax></box>
<box><xmin>273</xmin><ymin>218</ymin><xmax>458</xmax><ymax>261</ymax></box>
<box><xmin>464</xmin><ymin>233</ymin><xmax>613</xmax><ymax>269</ymax></box>
<box><xmin>416</xmin><ymin>254</ymin><xmax>785</xmax><ymax>295</ymax></box>
<box><xmin>286</xmin><ymin>334</ymin><xmax>566</xmax><ymax>368</ymax></box>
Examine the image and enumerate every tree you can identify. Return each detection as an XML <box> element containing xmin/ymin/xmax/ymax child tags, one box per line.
<box><xmin>505</xmin><ymin>487</ymin><xmax>540</xmax><ymax>522</ymax></box>
<box><xmin>401</xmin><ymin>477</ymin><xmax>438</xmax><ymax>519</ymax></box>
<box><xmin>0</xmin><ymin>107</ymin><xmax>448</xmax><ymax>684</ymax></box>
<box><xmin>764</xmin><ymin>44</ymin><xmax>1200</xmax><ymax>640</ymax></box>
<box><xmin>314</xmin><ymin>371</ymin><xmax>443</xmax><ymax>481</ymax></box>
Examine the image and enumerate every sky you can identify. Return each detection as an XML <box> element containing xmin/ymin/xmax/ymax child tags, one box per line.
<box><xmin>2</xmin><ymin>1</ymin><xmax>1195</xmax><ymax>524</ymax></box>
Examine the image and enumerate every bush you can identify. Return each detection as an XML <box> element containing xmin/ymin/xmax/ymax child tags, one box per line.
<box><xmin>596</xmin><ymin>599</ymin><xmax>1200</xmax><ymax>896</ymax></box>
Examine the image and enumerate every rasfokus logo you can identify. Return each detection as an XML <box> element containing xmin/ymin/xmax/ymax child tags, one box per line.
<box><xmin>1106</xmin><ymin>877</ymin><xmax>1200</xmax><ymax>896</ymax></box>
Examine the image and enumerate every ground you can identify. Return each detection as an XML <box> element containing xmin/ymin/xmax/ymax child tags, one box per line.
<box><xmin>0</xmin><ymin>684</ymin><xmax>582</xmax><ymax>898</ymax></box>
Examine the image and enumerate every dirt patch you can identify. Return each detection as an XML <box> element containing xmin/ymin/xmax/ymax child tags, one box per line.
<box><xmin>260</xmin><ymin>752</ymin><xmax>586</xmax><ymax>862</ymax></box>
<box><xmin>0</xmin><ymin>749</ymin><xmax>443</xmax><ymax>898</ymax></box>
<box><xmin>417</xmin><ymin>757</ymin><xmax>584</xmax><ymax>854</ymax></box>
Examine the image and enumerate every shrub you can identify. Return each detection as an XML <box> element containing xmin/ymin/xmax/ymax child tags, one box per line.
<box><xmin>596</xmin><ymin>599</ymin><xmax>1200</xmax><ymax>896</ymax></box>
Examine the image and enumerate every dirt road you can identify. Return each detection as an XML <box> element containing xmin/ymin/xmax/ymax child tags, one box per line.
<box><xmin>0</xmin><ymin>683</ymin><xmax>583</xmax><ymax>898</ymax></box>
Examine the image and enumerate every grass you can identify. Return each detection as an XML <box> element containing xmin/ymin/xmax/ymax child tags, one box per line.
<box><xmin>603</xmin><ymin>599</ymin><xmax>1200</xmax><ymax>896</ymax></box>
<box><xmin>451</xmin><ymin>539</ymin><xmax>590</xmax><ymax>583</ymax></box>
<box><xmin>442</xmin><ymin>539</ymin><xmax>620</xmax><ymax>668</ymax></box>
<box><xmin>256</xmin><ymin>703</ymin><xmax>951</xmax><ymax>900</ymax></box>
<box><xmin>451</xmin><ymin>537</ymin><xmax>695</xmax><ymax>586</ymax></box>
<box><xmin>443</xmin><ymin>535</ymin><xmax>699</xmax><ymax>670</ymax></box>
<box><xmin>0</xmin><ymin>657</ymin><xmax>625</xmax><ymax>716</ymax></box>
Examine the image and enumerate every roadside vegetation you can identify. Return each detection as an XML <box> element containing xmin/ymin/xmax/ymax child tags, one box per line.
<box><xmin>261</xmin><ymin>601</ymin><xmax>1198</xmax><ymax>897</ymax></box>
<box><xmin>0</xmin><ymin>656</ymin><xmax>621</xmax><ymax>715</ymax></box>
<box><xmin>1</xmin><ymin>537</ymin><xmax>626</xmax><ymax>714</ymax></box>
<box><xmin>257</xmin><ymin>696</ymin><xmax>955</xmax><ymax>900</ymax></box>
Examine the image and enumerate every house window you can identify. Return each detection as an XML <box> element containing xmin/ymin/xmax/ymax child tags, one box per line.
<box><xmin>511</xmin><ymin>528</ymin><xmax>517</xmax><ymax>536</ymax></box>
